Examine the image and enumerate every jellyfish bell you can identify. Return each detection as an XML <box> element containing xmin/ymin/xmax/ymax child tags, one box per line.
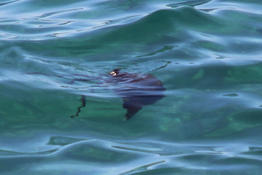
<box><xmin>108</xmin><ymin>69</ymin><xmax>165</xmax><ymax>120</ymax></box>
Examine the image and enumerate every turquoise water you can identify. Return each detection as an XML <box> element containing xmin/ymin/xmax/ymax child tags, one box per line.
<box><xmin>1</xmin><ymin>0</ymin><xmax>262</xmax><ymax>174</ymax></box>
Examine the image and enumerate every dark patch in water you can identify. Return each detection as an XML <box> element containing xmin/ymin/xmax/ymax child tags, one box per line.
<box><xmin>256</xmin><ymin>28</ymin><xmax>262</xmax><ymax>34</ymax></box>
<box><xmin>223</xmin><ymin>93</ymin><xmax>238</xmax><ymax>97</ymax></box>
<box><xmin>71</xmin><ymin>69</ymin><xmax>165</xmax><ymax>120</ymax></box>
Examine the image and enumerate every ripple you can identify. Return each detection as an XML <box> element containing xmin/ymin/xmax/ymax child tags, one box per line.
<box><xmin>0</xmin><ymin>148</ymin><xmax>58</xmax><ymax>158</ymax></box>
<box><xmin>167</xmin><ymin>0</ymin><xmax>211</xmax><ymax>8</ymax></box>
<box><xmin>0</xmin><ymin>0</ymin><xmax>19</xmax><ymax>7</ymax></box>
<box><xmin>47</xmin><ymin>136</ymin><xmax>86</xmax><ymax>146</ymax></box>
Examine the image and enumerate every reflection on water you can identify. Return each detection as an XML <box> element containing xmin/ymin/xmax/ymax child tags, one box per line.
<box><xmin>1</xmin><ymin>0</ymin><xmax>262</xmax><ymax>174</ymax></box>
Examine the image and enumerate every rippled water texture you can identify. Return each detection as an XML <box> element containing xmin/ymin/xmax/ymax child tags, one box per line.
<box><xmin>1</xmin><ymin>0</ymin><xmax>262</xmax><ymax>174</ymax></box>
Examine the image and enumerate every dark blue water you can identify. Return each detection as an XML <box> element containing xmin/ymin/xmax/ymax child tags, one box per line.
<box><xmin>1</xmin><ymin>0</ymin><xmax>262</xmax><ymax>174</ymax></box>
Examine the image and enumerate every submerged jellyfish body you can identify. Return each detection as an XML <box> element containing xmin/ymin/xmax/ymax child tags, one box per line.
<box><xmin>109</xmin><ymin>69</ymin><xmax>165</xmax><ymax>119</ymax></box>
<box><xmin>72</xmin><ymin>69</ymin><xmax>165</xmax><ymax>120</ymax></box>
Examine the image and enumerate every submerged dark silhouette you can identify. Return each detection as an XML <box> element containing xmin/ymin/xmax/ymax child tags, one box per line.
<box><xmin>71</xmin><ymin>69</ymin><xmax>165</xmax><ymax>120</ymax></box>
<box><xmin>109</xmin><ymin>69</ymin><xmax>165</xmax><ymax>119</ymax></box>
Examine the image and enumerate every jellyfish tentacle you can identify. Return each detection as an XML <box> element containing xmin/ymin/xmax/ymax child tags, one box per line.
<box><xmin>71</xmin><ymin>95</ymin><xmax>86</xmax><ymax>118</ymax></box>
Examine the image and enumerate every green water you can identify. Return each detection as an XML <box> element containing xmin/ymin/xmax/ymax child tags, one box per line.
<box><xmin>1</xmin><ymin>0</ymin><xmax>262</xmax><ymax>174</ymax></box>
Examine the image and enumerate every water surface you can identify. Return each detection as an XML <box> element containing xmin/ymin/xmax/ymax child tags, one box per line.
<box><xmin>1</xmin><ymin>0</ymin><xmax>262</xmax><ymax>174</ymax></box>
